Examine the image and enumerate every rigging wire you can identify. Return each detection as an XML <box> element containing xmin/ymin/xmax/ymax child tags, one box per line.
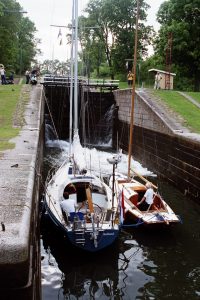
<box><xmin>154</xmin><ymin>131</ymin><xmax>162</xmax><ymax>194</ymax></box>
<box><xmin>50</xmin><ymin>0</ymin><xmax>56</xmax><ymax>61</ymax></box>
<box><xmin>43</xmin><ymin>89</ymin><xmax>64</xmax><ymax>153</ymax></box>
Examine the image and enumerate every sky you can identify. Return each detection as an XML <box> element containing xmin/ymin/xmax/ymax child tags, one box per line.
<box><xmin>17</xmin><ymin>0</ymin><xmax>164</xmax><ymax>63</ymax></box>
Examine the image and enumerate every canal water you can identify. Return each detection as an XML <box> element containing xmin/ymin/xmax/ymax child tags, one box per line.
<box><xmin>41</xmin><ymin>142</ymin><xmax>200</xmax><ymax>300</ymax></box>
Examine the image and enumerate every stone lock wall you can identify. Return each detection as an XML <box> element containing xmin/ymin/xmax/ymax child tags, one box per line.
<box><xmin>114</xmin><ymin>89</ymin><xmax>173</xmax><ymax>135</ymax></box>
<box><xmin>0</xmin><ymin>85</ymin><xmax>44</xmax><ymax>299</ymax></box>
<box><xmin>113</xmin><ymin>89</ymin><xmax>200</xmax><ymax>204</ymax></box>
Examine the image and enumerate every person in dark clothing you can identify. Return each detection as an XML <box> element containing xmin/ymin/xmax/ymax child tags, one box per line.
<box><xmin>25</xmin><ymin>70</ymin><xmax>30</xmax><ymax>84</ymax></box>
<box><xmin>9</xmin><ymin>72</ymin><xmax>14</xmax><ymax>84</ymax></box>
<box><xmin>0</xmin><ymin>67</ymin><xmax>6</xmax><ymax>84</ymax></box>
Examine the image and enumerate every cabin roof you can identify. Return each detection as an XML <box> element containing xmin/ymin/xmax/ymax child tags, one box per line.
<box><xmin>148</xmin><ymin>68</ymin><xmax>176</xmax><ymax>76</ymax></box>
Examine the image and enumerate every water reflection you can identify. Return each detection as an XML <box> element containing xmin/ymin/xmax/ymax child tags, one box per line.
<box><xmin>41</xmin><ymin>221</ymin><xmax>122</xmax><ymax>299</ymax></box>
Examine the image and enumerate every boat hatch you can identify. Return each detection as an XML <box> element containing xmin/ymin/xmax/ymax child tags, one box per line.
<box><xmin>68</xmin><ymin>166</ymin><xmax>73</xmax><ymax>174</ymax></box>
<box><xmin>64</xmin><ymin>182</ymin><xmax>106</xmax><ymax>204</ymax></box>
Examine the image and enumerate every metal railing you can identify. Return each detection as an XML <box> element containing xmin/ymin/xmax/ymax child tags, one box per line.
<box><xmin>40</xmin><ymin>75</ymin><xmax>119</xmax><ymax>90</ymax></box>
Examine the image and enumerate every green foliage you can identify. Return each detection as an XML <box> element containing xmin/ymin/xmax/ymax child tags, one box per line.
<box><xmin>40</xmin><ymin>59</ymin><xmax>70</xmax><ymax>75</ymax></box>
<box><xmin>98</xmin><ymin>63</ymin><xmax>110</xmax><ymax>78</ymax></box>
<box><xmin>155</xmin><ymin>0</ymin><xmax>200</xmax><ymax>91</ymax></box>
<box><xmin>139</xmin><ymin>55</ymin><xmax>162</xmax><ymax>84</ymax></box>
<box><xmin>0</xmin><ymin>0</ymin><xmax>38</xmax><ymax>75</ymax></box>
<box><xmin>79</xmin><ymin>0</ymin><xmax>154</xmax><ymax>79</ymax></box>
<box><xmin>115</xmin><ymin>73</ymin><xmax>127</xmax><ymax>81</ymax></box>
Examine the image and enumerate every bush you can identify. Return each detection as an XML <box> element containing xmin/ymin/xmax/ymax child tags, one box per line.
<box><xmin>99</xmin><ymin>64</ymin><xmax>110</xmax><ymax>78</ymax></box>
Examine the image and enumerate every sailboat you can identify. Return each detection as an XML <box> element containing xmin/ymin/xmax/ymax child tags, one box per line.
<box><xmin>112</xmin><ymin>171</ymin><xmax>180</xmax><ymax>226</ymax></box>
<box><xmin>44</xmin><ymin>0</ymin><xmax>120</xmax><ymax>252</ymax></box>
<box><xmin>111</xmin><ymin>0</ymin><xmax>180</xmax><ymax>227</ymax></box>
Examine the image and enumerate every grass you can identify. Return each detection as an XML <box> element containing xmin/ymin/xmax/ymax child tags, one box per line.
<box><xmin>152</xmin><ymin>90</ymin><xmax>200</xmax><ymax>133</ymax></box>
<box><xmin>118</xmin><ymin>81</ymin><xmax>141</xmax><ymax>89</ymax></box>
<box><xmin>0</xmin><ymin>85</ymin><xmax>23</xmax><ymax>151</ymax></box>
<box><xmin>118</xmin><ymin>81</ymin><xmax>129</xmax><ymax>89</ymax></box>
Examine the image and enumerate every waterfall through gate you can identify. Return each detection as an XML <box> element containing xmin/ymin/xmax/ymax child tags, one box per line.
<box><xmin>81</xmin><ymin>102</ymin><xmax>115</xmax><ymax>148</ymax></box>
<box><xmin>45</xmin><ymin>123</ymin><xmax>57</xmax><ymax>142</ymax></box>
<box><xmin>95</xmin><ymin>104</ymin><xmax>114</xmax><ymax>147</ymax></box>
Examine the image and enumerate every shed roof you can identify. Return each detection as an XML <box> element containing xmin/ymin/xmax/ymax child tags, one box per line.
<box><xmin>148</xmin><ymin>68</ymin><xmax>176</xmax><ymax>76</ymax></box>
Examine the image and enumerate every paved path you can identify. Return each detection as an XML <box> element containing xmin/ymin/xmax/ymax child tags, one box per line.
<box><xmin>178</xmin><ymin>91</ymin><xmax>200</xmax><ymax>109</ymax></box>
<box><xmin>0</xmin><ymin>84</ymin><xmax>43</xmax><ymax>290</ymax></box>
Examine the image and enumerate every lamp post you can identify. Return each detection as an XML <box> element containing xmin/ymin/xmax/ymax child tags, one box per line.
<box><xmin>87</xmin><ymin>29</ymin><xmax>94</xmax><ymax>80</ymax></box>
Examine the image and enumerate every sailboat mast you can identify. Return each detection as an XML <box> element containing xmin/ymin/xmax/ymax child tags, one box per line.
<box><xmin>74</xmin><ymin>0</ymin><xmax>78</xmax><ymax>132</ymax></box>
<box><xmin>69</xmin><ymin>0</ymin><xmax>75</xmax><ymax>153</ymax></box>
<box><xmin>127</xmin><ymin>0</ymin><xmax>139</xmax><ymax>178</ymax></box>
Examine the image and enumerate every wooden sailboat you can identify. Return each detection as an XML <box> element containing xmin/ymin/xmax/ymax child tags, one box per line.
<box><xmin>111</xmin><ymin>0</ymin><xmax>180</xmax><ymax>227</ymax></box>
<box><xmin>44</xmin><ymin>0</ymin><xmax>120</xmax><ymax>252</ymax></box>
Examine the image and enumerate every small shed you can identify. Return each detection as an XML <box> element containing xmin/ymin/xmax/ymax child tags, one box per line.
<box><xmin>148</xmin><ymin>68</ymin><xmax>176</xmax><ymax>90</ymax></box>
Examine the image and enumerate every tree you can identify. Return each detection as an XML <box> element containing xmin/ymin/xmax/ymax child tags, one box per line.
<box><xmin>78</xmin><ymin>16</ymin><xmax>106</xmax><ymax>78</ymax></box>
<box><xmin>79</xmin><ymin>0</ymin><xmax>154</xmax><ymax>79</ymax></box>
<box><xmin>155</xmin><ymin>0</ymin><xmax>200</xmax><ymax>91</ymax></box>
<box><xmin>0</xmin><ymin>0</ymin><xmax>38</xmax><ymax>75</ymax></box>
<box><xmin>40</xmin><ymin>59</ymin><xmax>70</xmax><ymax>75</ymax></box>
<box><xmin>16</xmin><ymin>16</ymin><xmax>37</xmax><ymax>74</ymax></box>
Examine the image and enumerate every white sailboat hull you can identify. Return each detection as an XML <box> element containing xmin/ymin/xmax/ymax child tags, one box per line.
<box><xmin>45</xmin><ymin>159</ymin><xmax>120</xmax><ymax>252</ymax></box>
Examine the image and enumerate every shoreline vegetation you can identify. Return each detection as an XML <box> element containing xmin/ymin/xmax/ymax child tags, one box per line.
<box><xmin>0</xmin><ymin>83</ymin><xmax>200</xmax><ymax>155</ymax></box>
<box><xmin>0</xmin><ymin>85</ymin><xmax>24</xmax><ymax>153</ymax></box>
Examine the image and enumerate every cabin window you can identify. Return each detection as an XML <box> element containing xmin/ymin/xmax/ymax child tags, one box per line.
<box><xmin>92</xmin><ymin>185</ymin><xmax>105</xmax><ymax>194</ymax></box>
<box><xmin>68</xmin><ymin>167</ymin><xmax>73</xmax><ymax>174</ymax></box>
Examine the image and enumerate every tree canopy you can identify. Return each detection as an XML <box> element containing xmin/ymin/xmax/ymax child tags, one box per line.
<box><xmin>39</xmin><ymin>59</ymin><xmax>70</xmax><ymax>75</ymax></box>
<box><xmin>0</xmin><ymin>0</ymin><xmax>38</xmax><ymax>75</ymax></box>
<box><xmin>155</xmin><ymin>0</ymin><xmax>200</xmax><ymax>91</ymax></box>
<box><xmin>79</xmin><ymin>0</ymin><xmax>154</xmax><ymax>79</ymax></box>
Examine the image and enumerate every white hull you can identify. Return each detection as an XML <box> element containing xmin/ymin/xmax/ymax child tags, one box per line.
<box><xmin>45</xmin><ymin>158</ymin><xmax>120</xmax><ymax>252</ymax></box>
<box><xmin>112</xmin><ymin>173</ymin><xmax>180</xmax><ymax>226</ymax></box>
